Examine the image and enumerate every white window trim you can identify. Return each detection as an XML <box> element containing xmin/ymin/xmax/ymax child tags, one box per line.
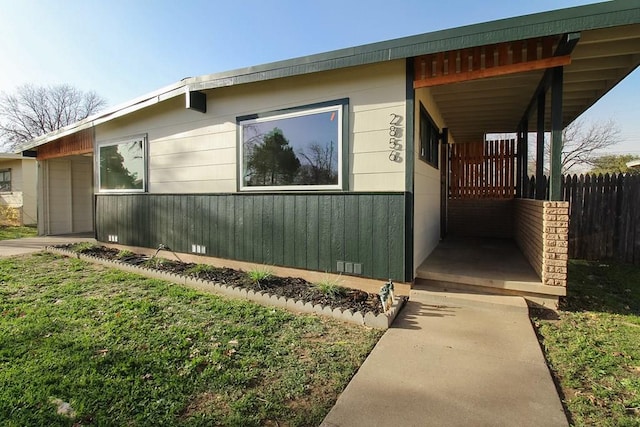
<box><xmin>96</xmin><ymin>135</ymin><xmax>147</xmax><ymax>193</ymax></box>
<box><xmin>239</xmin><ymin>104</ymin><xmax>343</xmax><ymax>192</ymax></box>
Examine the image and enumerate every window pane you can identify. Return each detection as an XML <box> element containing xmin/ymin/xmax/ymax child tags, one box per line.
<box><xmin>0</xmin><ymin>170</ymin><xmax>10</xmax><ymax>191</ymax></box>
<box><xmin>419</xmin><ymin>105</ymin><xmax>439</xmax><ymax>168</ymax></box>
<box><xmin>242</xmin><ymin>108</ymin><xmax>340</xmax><ymax>188</ymax></box>
<box><xmin>99</xmin><ymin>140</ymin><xmax>144</xmax><ymax>190</ymax></box>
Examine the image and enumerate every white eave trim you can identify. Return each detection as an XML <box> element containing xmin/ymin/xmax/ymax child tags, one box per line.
<box><xmin>21</xmin><ymin>82</ymin><xmax>187</xmax><ymax>151</ymax></box>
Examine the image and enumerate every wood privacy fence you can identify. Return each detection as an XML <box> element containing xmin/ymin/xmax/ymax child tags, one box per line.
<box><xmin>449</xmin><ymin>139</ymin><xmax>517</xmax><ymax>198</ymax></box>
<box><xmin>525</xmin><ymin>173</ymin><xmax>640</xmax><ymax>264</ymax></box>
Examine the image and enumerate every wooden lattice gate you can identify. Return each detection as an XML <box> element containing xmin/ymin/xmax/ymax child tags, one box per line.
<box><xmin>449</xmin><ymin>139</ymin><xmax>517</xmax><ymax>199</ymax></box>
<box><xmin>446</xmin><ymin>139</ymin><xmax>518</xmax><ymax>238</ymax></box>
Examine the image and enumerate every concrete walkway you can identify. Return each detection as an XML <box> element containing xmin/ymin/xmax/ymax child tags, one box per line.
<box><xmin>0</xmin><ymin>235</ymin><xmax>95</xmax><ymax>257</ymax></box>
<box><xmin>322</xmin><ymin>289</ymin><xmax>568</xmax><ymax>427</ymax></box>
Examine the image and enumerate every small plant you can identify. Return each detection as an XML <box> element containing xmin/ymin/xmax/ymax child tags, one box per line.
<box><xmin>185</xmin><ymin>263</ymin><xmax>218</xmax><ymax>278</ymax></box>
<box><xmin>247</xmin><ymin>266</ymin><xmax>274</xmax><ymax>284</ymax></box>
<box><xmin>143</xmin><ymin>257</ymin><xmax>173</xmax><ymax>269</ymax></box>
<box><xmin>71</xmin><ymin>242</ymin><xmax>99</xmax><ymax>253</ymax></box>
<box><xmin>116</xmin><ymin>249</ymin><xmax>135</xmax><ymax>259</ymax></box>
<box><xmin>314</xmin><ymin>276</ymin><xmax>347</xmax><ymax>299</ymax></box>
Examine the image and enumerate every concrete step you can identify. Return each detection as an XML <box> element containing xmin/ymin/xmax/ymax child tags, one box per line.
<box><xmin>410</xmin><ymin>285</ymin><xmax>529</xmax><ymax>314</ymax></box>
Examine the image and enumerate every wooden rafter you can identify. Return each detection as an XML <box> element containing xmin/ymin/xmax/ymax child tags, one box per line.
<box><xmin>414</xmin><ymin>36</ymin><xmax>569</xmax><ymax>88</ymax></box>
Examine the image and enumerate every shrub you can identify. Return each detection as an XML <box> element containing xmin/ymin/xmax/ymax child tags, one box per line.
<box><xmin>0</xmin><ymin>206</ymin><xmax>21</xmax><ymax>226</ymax></box>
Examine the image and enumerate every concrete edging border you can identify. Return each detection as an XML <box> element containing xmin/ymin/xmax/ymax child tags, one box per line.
<box><xmin>46</xmin><ymin>246</ymin><xmax>406</xmax><ymax>330</ymax></box>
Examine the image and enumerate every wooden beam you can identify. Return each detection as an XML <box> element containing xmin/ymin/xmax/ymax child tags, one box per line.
<box><xmin>536</xmin><ymin>90</ymin><xmax>546</xmax><ymax>200</ymax></box>
<box><xmin>414</xmin><ymin>55</ymin><xmax>571</xmax><ymax>89</ymax></box>
<box><xmin>38</xmin><ymin>147</ymin><xmax>92</xmax><ymax>161</ymax></box>
<box><xmin>36</xmin><ymin>128</ymin><xmax>94</xmax><ymax>161</ymax></box>
<box><xmin>550</xmin><ymin>66</ymin><xmax>564</xmax><ymax>201</ymax></box>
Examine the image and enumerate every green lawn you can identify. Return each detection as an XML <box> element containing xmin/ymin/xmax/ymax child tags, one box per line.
<box><xmin>0</xmin><ymin>252</ymin><xmax>382</xmax><ymax>426</ymax></box>
<box><xmin>533</xmin><ymin>260</ymin><xmax>640</xmax><ymax>426</ymax></box>
<box><xmin>0</xmin><ymin>225</ymin><xmax>37</xmax><ymax>241</ymax></box>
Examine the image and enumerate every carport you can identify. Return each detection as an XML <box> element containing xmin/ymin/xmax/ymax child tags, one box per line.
<box><xmin>32</xmin><ymin>129</ymin><xmax>94</xmax><ymax>236</ymax></box>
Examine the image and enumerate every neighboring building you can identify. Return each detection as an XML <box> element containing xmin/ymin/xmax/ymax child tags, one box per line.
<box><xmin>20</xmin><ymin>1</ymin><xmax>640</xmax><ymax>303</ymax></box>
<box><xmin>0</xmin><ymin>154</ymin><xmax>37</xmax><ymax>226</ymax></box>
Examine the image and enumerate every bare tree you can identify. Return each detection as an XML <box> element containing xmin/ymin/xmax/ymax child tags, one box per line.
<box><xmin>298</xmin><ymin>141</ymin><xmax>337</xmax><ymax>185</ymax></box>
<box><xmin>544</xmin><ymin>118</ymin><xmax>621</xmax><ymax>174</ymax></box>
<box><xmin>0</xmin><ymin>84</ymin><xmax>106</xmax><ymax>150</ymax></box>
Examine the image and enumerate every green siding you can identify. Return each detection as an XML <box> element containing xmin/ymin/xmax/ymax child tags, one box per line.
<box><xmin>96</xmin><ymin>192</ymin><xmax>408</xmax><ymax>282</ymax></box>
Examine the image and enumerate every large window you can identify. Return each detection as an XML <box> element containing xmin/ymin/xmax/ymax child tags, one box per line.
<box><xmin>0</xmin><ymin>169</ymin><xmax>11</xmax><ymax>192</ymax></box>
<box><xmin>239</xmin><ymin>101</ymin><xmax>345</xmax><ymax>190</ymax></box>
<box><xmin>98</xmin><ymin>136</ymin><xmax>146</xmax><ymax>192</ymax></box>
<box><xmin>419</xmin><ymin>103</ymin><xmax>439</xmax><ymax>168</ymax></box>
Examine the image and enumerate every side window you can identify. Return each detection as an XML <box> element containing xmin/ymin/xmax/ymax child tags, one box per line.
<box><xmin>0</xmin><ymin>169</ymin><xmax>11</xmax><ymax>192</ymax></box>
<box><xmin>419</xmin><ymin>103</ymin><xmax>439</xmax><ymax>168</ymax></box>
<box><xmin>97</xmin><ymin>136</ymin><xmax>147</xmax><ymax>192</ymax></box>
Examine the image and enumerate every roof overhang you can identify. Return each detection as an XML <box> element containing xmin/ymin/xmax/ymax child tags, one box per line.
<box><xmin>21</xmin><ymin>0</ymin><xmax>640</xmax><ymax>152</ymax></box>
<box><xmin>0</xmin><ymin>153</ymin><xmax>35</xmax><ymax>160</ymax></box>
<box><xmin>423</xmin><ymin>23</ymin><xmax>640</xmax><ymax>143</ymax></box>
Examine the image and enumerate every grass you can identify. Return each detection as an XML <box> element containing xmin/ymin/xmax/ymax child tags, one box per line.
<box><xmin>0</xmin><ymin>225</ymin><xmax>37</xmax><ymax>241</ymax></box>
<box><xmin>533</xmin><ymin>260</ymin><xmax>640</xmax><ymax>426</ymax></box>
<box><xmin>314</xmin><ymin>277</ymin><xmax>347</xmax><ymax>299</ymax></box>
<box><xmin>0</xmin><ymin>252</ymin><xmax>382</xmax><ymax>426</ymax></box>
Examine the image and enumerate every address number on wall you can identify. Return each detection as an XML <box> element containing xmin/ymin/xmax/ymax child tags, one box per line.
<box><xmin>389</xmin><ymin>113</ymin><xmax>403</xmax><ymax>163</ymax></box>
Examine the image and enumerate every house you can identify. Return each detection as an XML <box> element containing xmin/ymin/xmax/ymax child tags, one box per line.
<box><xmin>21</xmin><ymin>1</ymin><xmax>640</xmax><ymax>305</ymax></box>
<box><xmin>0</xmin><ymin>154</ymin><xmax>37</xmax><ymax>226</ymax></box>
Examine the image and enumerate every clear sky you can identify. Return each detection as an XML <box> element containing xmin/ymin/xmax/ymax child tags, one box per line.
<box><xmin>0</xmin><ymin>0</ymin><xmax>637</xmax><ymax>154</ymax></box>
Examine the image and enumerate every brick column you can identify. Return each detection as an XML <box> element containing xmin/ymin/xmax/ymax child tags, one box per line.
<box><xmin>542</xmin><ymin>201</ymin><xmax>569</xmax><ymax>287</ymax></box>
<box><xmin>514</xmin><ymin>199</ymin><xmax>569</xmax><ymax>290</ymax></box>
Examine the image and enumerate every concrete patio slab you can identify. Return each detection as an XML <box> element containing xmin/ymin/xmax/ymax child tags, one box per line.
<box><xmin>416</xmin><ymin>237</ymin><xmax>542</xmax><ymax>288</ymax></box>
<box><xmin>415</xmin><ymin>237</ymin><xmax>565</xmax><ymax>307</ymax></box>
<box><xmin>321</xmin><ymin>289</ymin><xmax>567</xmax><ymax>427</ymax></box>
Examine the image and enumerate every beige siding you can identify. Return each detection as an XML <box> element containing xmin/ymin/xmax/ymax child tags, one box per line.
<box><xmin>42</xmin><ymin>156</ymin><xmax>93</xmax><ymax>234</ymax></box>
<box><xmin>413</xmin><ymin>87</ymin><xmax>452</xmax><ymax>274</ymax></box>
<box><xmin>95</xmin><ymin>61</ymin><xmax>407</xmax><ymax>193</ymax></box>
<box><xmin>46</xmin><ymin>159</ymin><xmax>73</xmax><ymax>234</ymax></box>
<box><xmin>0</xmin><ymin>159</ymin><xmax>37</xmax><ymax>225</ymax></box>
<box><xmin>0</xmin><ymin>159</ymin><xmax>24</xmax><ymax>207</ymax></box>
<box><xmin>71</xmin><ymin>156</ymin><xmax>93</xmax><ymax>232</ymax></box>
<box><xmin>20</xmin><ymin>160</ymin><xmax>37</xmax><ymax>225</ymax></box>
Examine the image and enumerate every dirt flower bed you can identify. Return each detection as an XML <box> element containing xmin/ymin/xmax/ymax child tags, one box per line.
<box><xmin>57</xmin><ymin>244</ymin><xmax>385</xmax><ymax>316</ymax></box>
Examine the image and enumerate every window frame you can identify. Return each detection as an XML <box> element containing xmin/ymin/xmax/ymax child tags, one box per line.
<box><xmin>96</xmin><ymin>134</ymin><xmax>148</xmax><ymax>193</ymax></box>
<box><xmin>237</xmin><ymin>99</ymin><xmax>348</xmax><ymax>192</ymax></box>
<box><xmin>0</xmin><ymin>169</ymin><xmax>11</xmax><ymax>193</ymax></box>
<box><xmin>419</xmin><ymin>103</ymin><xmax>440</xmax><ymax>169</ymax></box>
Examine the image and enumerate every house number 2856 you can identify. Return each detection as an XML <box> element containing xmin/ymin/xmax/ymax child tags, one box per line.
<box><xmin>389</xmin><ymin>113</ymin><xmax>403</xmax><ymax>162</ymax></box>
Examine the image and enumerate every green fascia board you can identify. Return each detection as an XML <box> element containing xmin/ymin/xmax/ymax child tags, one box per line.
<box><xmin>190</xmin><ymin>0</ymin><xmax>640</xmax><ymax>91</ymax></box>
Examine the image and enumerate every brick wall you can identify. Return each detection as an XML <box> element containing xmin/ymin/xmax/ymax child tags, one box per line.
<box><xmin>448</xmin><ymin>199</ymin><xmax>513</xmax><ymax>238</ymax></box>
<box><xmin>514</xmin><ymin>199</ymin><xmax>569</xmax><ymax>288</ymax></box>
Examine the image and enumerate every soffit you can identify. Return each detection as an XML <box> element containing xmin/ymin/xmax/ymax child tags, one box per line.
<box><xmin>429</xmin><ymin>23</ymin><xmax>640</xmax><ymax>144</ymax></box>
